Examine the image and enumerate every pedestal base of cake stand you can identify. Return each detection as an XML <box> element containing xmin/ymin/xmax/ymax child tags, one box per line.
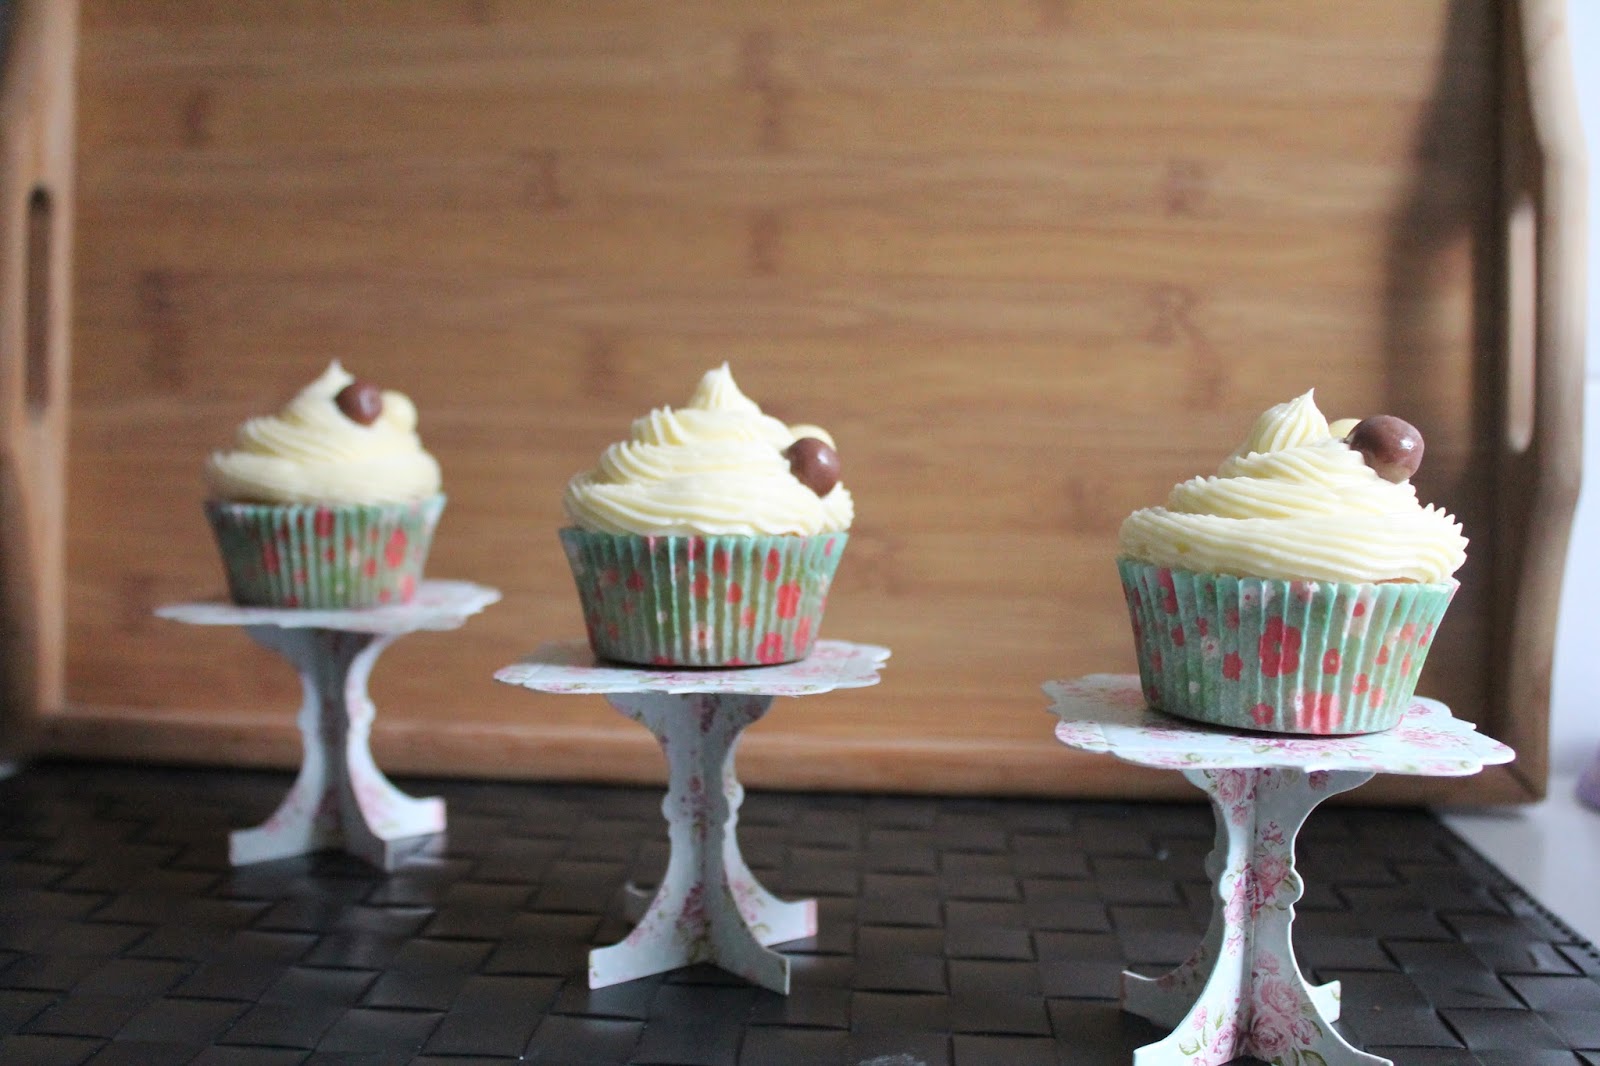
<box><xmin>494</xmin><ymin>638</ymin><xmax>889</xmax><ymax>993</ymax></box>
<box><xmin>1046</xmin><ymin>673</ymin><xmax>1515</xmax><ymax>1066</ymax></box>
<box><xmin>230</xmin><ymin>626</ymin><xmax>446</xmax><ymax>870</ymax></box>
<box><xmin>592</xmin><ymin>692</ymin><xmax>816</xmax><ymax>993</ymax></box>
<box><xmin>157</xmin><ymin>581</ymin><xmax>500</xmax><ymax>870</ymax></box>
<box><xmin>1124</xmin><ymin>767</ymin><xmax>1383</xmax><ymax>1066</ymax></box>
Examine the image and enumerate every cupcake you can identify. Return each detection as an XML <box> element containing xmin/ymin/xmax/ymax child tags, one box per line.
<box><xmin>562</xmin><ymin>364</ymin><xmax>852</xmax><ymax>666</ymax></box>
<box><xmin>204</xmin><ymin>362</ymin><xmax>445</xmax><ymax>608</ymax></box>
<box><xmin>1117</xmin><ymin>391</ymin><xmax>1467</xmax><ymax>734</ymax></box>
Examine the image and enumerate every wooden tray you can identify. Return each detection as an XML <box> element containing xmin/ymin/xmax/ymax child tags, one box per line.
<box><xmin>1</xmin><ymin>0</ymin><xmax>1583</xmax><ymax>803</ymax></box>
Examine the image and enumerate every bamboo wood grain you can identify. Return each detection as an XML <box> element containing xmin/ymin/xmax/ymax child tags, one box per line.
<box><xmin>28</xmin><ymin>0</ymin><xmax>1583</xmax><ymax>802</ymax></box>
<box><xmin>1486</xmin><ymin>0</ymin><xmax>1587</xmax><ymax>801</ymax></box>
<box><xmin>0</xmin><ymin>0</ymin><xmax>77</xmax><ymax>761</ymax></box>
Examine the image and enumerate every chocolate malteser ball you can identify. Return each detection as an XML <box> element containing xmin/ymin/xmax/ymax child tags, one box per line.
<box><xmin>785</xmin><ymin>437</ymin><xmax>840</xmax><ymax>497</ymax></box>
<box><xmin>1345</xmin><ymin>415</ymin><xmax>1424</xmax><ymax>483</ymax></box>
<box><xmin>335</xmin><ymin>381</ymin><xmax>383</xmax><ymax>425</ymax></box>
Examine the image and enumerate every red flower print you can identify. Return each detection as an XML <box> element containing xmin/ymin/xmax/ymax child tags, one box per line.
<box><xmin>1225</xmin><ymin>607</ymin><xmax>1240</xmax><ymax>630</ymax></box>
<box><xmin>1150</xmin><ymin>651</ymin><xmax>1163</xmax><ymax>670</ymax></box>
<box><xmin>1353</xmin><ymin>600</ymin><xmax>1367</xmax><ymax>617</ymax></box>
<box><xmin>727</xmin><ymin>582</ymin><xmax>743</xmax><ymax>604</ymax></box>
<box><xmin>1157</xmin><ymin>569</ymin><xmax>1178</xmax><ymax>615</ymax></box>
<box><xmin>685</xmin><ymin>538</ymin><xmax>704</xmax><ymax>562</ymax></box>
<box><xmin>399</xmin><ymin>574</ymin><xmax>416</xmax><ymax>602</ymax></box>
<box><xmin>1215</xmin><ymin>770</ymin><xmax>1251</xmax><ymax>804</ymax></box>
<box><xmin>794</xmin><ymin>616</ymin><xmax>813</xmax><ymax>651</ymax></box>
<box><xmin>1171</xmin><ymin>626</ymin><xmax>1185</xmax><ymax>647</ymax></box>
<box><xmin>741</xmin><ymin>608</ymin><xmax>757</xmax><ymax>627</ymax></box>
<box><xmin>1368</xmin><ymin>685</ymin><xmax>1385</xmax><ymax>709</ymax></box>
<box><xmin>712</xmin><ymin>548</ymin><xmax>731</xmax><ymax>575</ymax></box>
<box><xmin>764</xmin><ymin>548</ymin><xmax>782</xmax><ymax>582</ymax></box>
<box><xmin>1197</xmin><ymin>617</ymin><xmax>1210</xmax><ymax>637</ymax></box>
<box><xmin>1295</xmin><ymin>692</ymin><xmax>1339</xmax><ymax>731</ymax></box>
<box><xmin>1399</xmin><ymin>623</ymin><xmax>1417</xmax><ymax>643</ymax></box>
<box><xmin>775</xmin><ymin>582</ymin><xmax>802</xmax><ymax>619</ymax></box>
<box><xmin>261</xmin><ymin>544</ymin><xmax>281</xmax><ymax>575</ymax></box>
<box><xmin>692</xmin><ymin>573</ymin><xmax>710</xmax><ymax>598</ymax></box>
<box><xmin>1249</xmin><ymin>703</ymin><xmax>1274</xmax><ymax>726</ymax></box>
<box><xmin>384</xmin><ymin>529</ymin><xmax>408</xmax><ymax>568</ymax></box>
<box><xmin>1253</xmin><ymin>854</ymin><xmax>1292</xmax><ymax>909</ymax></box>
<box><xmin>314</xmin><ymin>508</ymin><xmax>335</xmax><ymax>537</ymax></box>
<box><xmin>1421</xmin><ymin>624</ymin><xmax>1434</xmax><ymax>646</ymax></box>
<box><xmin>756</xmin><ymin>632</ymin><xmax>785</xmax><ymax>664</ymax></box>
<box><xmin>625</xmin><ymin>571</ymin><xmax>646</xmax><ymax>592</ymax></box>
<box><xmin>1376</xmin><ymin>644</ymin><xmax>1390</xmax><ymax>665</ymax></box>
<box><xmin>364</xmin><ymin>557</ymin><xmax>378</xmax><ymax>578</ymax></box>
<box><xmin>1402</xmin><ymin>654</ymin><xmax>1413</xmax><ymax>674</ymax></box>
<box><xmin>1353</xmin><ymin>673</ymin><xmax>1369</xmax><ymax>695</ymax></box>
<box><xmin>1322</xmin><ymin>649</ymin><xmax>1341</xmax><ymax>675</ymax></box>
<box><xmin>1258</xmin><ymin>617</ymin><xmax>1301</xmax><ymax>678</ymax></box>
<box><xmin>323</xmin><ymin>546</ymin><xmax>336</xmax><ymax>564</ymax></box>
<box><xmin>824</xmin><ymin>537</ymin><xmax>837</xmax><ymax>556</ymax></box>
<box><xmin>1222</xmin><ymin>652</ymin><xmax>1243</xmax><ymax>681</ymax></box>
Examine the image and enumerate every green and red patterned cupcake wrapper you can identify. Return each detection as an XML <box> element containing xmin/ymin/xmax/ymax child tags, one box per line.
<box><xmin>560</xmin><ymin>529</ymin><xmax>847</xmax><ymax>667</ymax></box>
<box><xmin>1117</xmin><ymin>558</ymin><xmax>1456</xmax><ymax>735</ymax></box>
<box><xmin>205</xmin><ymin>494</ymin><xmax>445</xmax><ymax>609</ymax></box>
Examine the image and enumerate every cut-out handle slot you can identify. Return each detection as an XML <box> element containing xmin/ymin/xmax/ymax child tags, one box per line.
<box><xmin>24</xmin><ymin>185</ymin><xmax>53</xmax><ymax>419</ymax></box>
<box><xmin>1505</xmin><ymin>189</ymin><xmax>1537</xmax><ymax>454</ymax></box>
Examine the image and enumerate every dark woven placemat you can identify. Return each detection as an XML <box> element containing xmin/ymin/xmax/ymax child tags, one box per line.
<box><xmin>0</xmin><ymin>761</ymin><xmax>1596</xmax><ymax>1065</ymax></box>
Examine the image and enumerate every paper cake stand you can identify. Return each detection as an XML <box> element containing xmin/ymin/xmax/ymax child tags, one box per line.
<box><xmin>495</xmin><ymin>639</ymin><xmax>889</xmax><ymax>993</ymax></box>
<box><xmin>157</xmin><ymin>580</ymin><xmax>500</xmax><ymax>870</ymax></box>
<box><xmin>1045</xmin><ymin>675</ymin><xmax>1514</xmax><ymax>1066</ymax></box>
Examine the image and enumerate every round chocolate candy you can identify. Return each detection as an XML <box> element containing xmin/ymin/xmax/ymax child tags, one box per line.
<box><xmin>785</xmin><ymin>437</ymin><xmax>840</xmax><ymax>497</ymax></box>
<box><xmin>334</xmin><ymin>381</ymin><xmax>383</xmax><ymax>425</ymax></box>
<box><xmin>1345</xmin><ymin>415</ymin><xmax>1424</xmax><ymax>483</ymax></box>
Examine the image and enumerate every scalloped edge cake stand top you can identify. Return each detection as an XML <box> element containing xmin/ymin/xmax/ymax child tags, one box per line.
<box><xmin>157</xmin><ymin>579</ymin><xmax>501</xmax><ymax>870</ymax></box>
<box><xmin>1045</xmin><ymin>674</ymin><xmax>1514</xmax><ymax>1066</ymax></box>
<box><xmin>495</xmin><ymin>638</ymin><xmax>890</xmax><ymax>994</ymax></box>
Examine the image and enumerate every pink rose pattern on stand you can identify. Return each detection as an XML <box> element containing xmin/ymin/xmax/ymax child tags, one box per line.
<box><xmin>1047</xmin><ymin>672</ymin><xmax>1513</xmax><ymax>1066</ymax></box>
<box><xmin>156</xmin><ymin>582</ymin><xmax>501</xmax><ymax>869</ymax></box>
<box><xmin>498</xmin><ymin>640</ymin><xmax>887</xmax><ymax>994</ymax></box>
<box><xmin>587</xmin><ymin>691</ymin><xmax>818</xmax><ymax>993</ymax></box>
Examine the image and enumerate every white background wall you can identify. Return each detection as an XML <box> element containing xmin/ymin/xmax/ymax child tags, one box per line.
<box><xmin>1549</xmin><ymin>0</ymin><xmax>1600</xmax><ymax>781</ymax></box>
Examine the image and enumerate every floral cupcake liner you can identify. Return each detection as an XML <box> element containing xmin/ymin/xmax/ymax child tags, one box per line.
<box><xmin>1117</xmin><ymin>558</ymin><xmax>1456</xmax><ymax>734</ymax></box>
<box><xmin>560</xmin><ymin>529</ymin><xmax>847</xmax><ymax>667</ymax></box>
<box><xmin>206</xmin><ymin>494</ymin><xmax>445</xmax><ymax>609</ymax></box>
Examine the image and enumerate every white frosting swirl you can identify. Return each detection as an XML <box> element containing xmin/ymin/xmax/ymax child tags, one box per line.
<box><xmin>205</xmin><ymin>361</ymin><xmax>442</xmax><ymax>505</ymax></box>
<box><xmin>1119</xmin><ymin>391</ymin><xmax>1467</xmax><ymax>583</ymax></box>
<box><xmin>564</xmin><ymin>364</ymin><xmax>854</xmax><ymax>536</ymax></box>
